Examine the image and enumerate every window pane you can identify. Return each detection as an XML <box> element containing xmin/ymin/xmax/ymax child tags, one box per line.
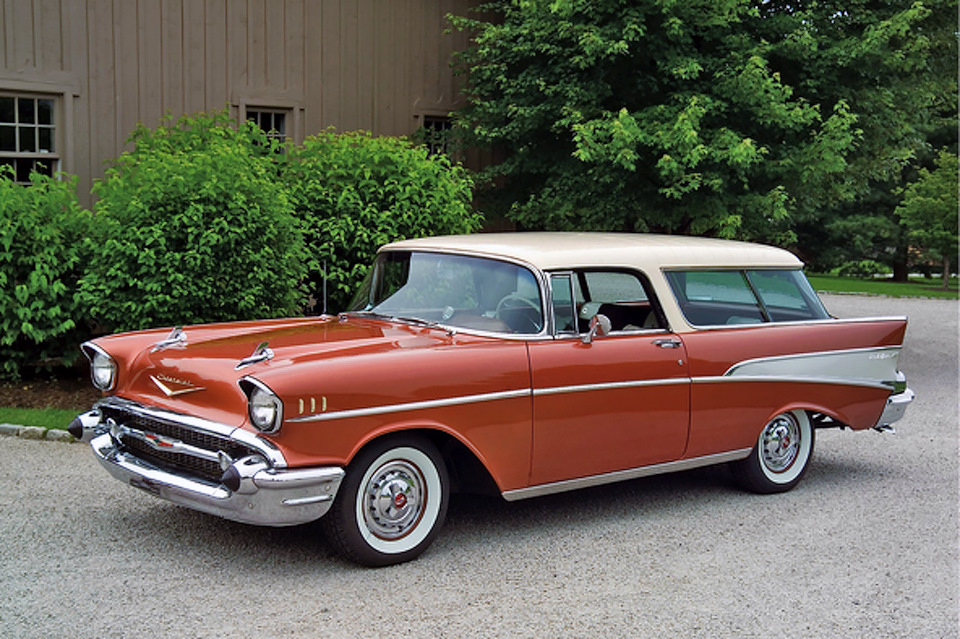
<box><xmin>0</xmin><ymin>98</ymin><xmax>14</xmax><ymax>123</ymax></box>
<box><xmin>38</xmin><ymin>127</ymin><xmax>54</xmax><ymax>152</ymax></box>
<box><xmin>38</xmin><ymin>99</ymin><xmax>54</xmax><ymax>125</ymax></box>
<box><xmin>33</xmin><ymin>159</ymin><xmax>54</xmax><ymax>176</ymax></box>
<box><xmin>550</xmin><ymin>274</ymin><xmax>576</xmax><ymax>333</ymax></box>
<box><xmin>0</xmin><ymin>125</ymin><xmax>14</xmax><ymax>151</ymax></box>
<box><xmin>19</xmin><ymin>126</ymin><xmax>36</xmax><ymax>152</ymax></box>
<box><xmin>361</xmin><ymin>251</ymin><xmax>543</xmax><ymax>334</ymax></box>
<box><xmin>15</xmin><ymin>158</ymin><xmax>32</xmax><ymax>182</ymax></box>
<box><xmin>748</xmin><ymin>270</ymin><xmax>830</xmax><ymax>322</ymax></box>
<box><xmin>666</xmin><ymin>270</ymin><xmax>765</xmax><ymax>325</ymax></box>
<box><xmin>18</xmin><ymin>98</ymin><xmax>35</xmax><ymax>124</ymax></box>
<box><xmin>582</xmin><ymin>271</ymin><xmax>647</xmax><ymax>302</ymax></box>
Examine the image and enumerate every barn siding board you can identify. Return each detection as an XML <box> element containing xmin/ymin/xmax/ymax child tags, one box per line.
<box><xmin>1</xmin><ymin>0</ymin><xmax>477</xmax><ymax>206</ymax></box>
<box><xmin>204</xmin><ymin>0</ymin><xmax>227</xmax><ymax>112</ymax></box>
<box><xmin>161</xmin><ymin>0</ymin><xmax>185</xmax><ymax>117</ymax></box>
<box><xmin>183</xmin><ymin>0</ymin><xmax>206</xmax><ymax>114</ymax></box>
<box><xmin>39</xmin><ymin>0</ymin><xmax>63</xmax><ymax>71</ymax></box>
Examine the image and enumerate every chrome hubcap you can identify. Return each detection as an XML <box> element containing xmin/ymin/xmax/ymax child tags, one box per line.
<box><xmin>363</xmin><ymin>460</ymin><xmax>425</xmax><ymax>540</ymax></box>
<box><xmin>760</xmin><ymin>414</ymin><xmax>801</xmax><ymax>473</ymax></box>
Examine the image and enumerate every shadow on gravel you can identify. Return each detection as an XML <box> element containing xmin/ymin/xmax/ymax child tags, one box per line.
<box><xmin>108</xmin><ymin>453</ymin><xmax>890</xmax><ymax>570</ymax></box>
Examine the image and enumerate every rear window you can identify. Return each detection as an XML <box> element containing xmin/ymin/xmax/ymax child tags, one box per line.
<box><xmin>666</xmin><ymin>269</ymin><xmax>829</xmax><ymax>326</ymax></box>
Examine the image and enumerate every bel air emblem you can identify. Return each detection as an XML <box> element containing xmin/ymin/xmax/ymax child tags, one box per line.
<box><xmin>150</xmin><ymin>374</ymin><xmax>205</xmax><ymax>397</ymax></box>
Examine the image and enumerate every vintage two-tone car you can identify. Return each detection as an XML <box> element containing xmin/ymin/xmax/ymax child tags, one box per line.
<box><xmin>71</xmin><ymin>233</ymin><xmax>914</xmax><ymax>566</ymax></box>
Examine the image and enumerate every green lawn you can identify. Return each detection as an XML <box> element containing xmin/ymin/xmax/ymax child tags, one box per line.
<box><xmin>0</xmin><ymin>407</ymin><xmax>78</xmax><ymax>431</ymax></box>
<box><xmin>807</xmin><ymin>274</ymin><xmax>958</xmax><ymax>299</ymax></box>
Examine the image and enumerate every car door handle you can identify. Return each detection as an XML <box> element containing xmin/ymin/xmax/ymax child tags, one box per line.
<box><xmin>652</xmin><ymin>338</ymin><xmax>682</xmax><ymax>349</ymax></box>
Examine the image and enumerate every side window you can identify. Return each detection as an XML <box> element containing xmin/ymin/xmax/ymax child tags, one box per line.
<box><xmin>666</xmin><ymin>271</ymin><xmax>765</xmax><ymax>325</ymax></box>
<box><xmin>666</xmin><ymin>269</ymin><xmax>829</xmax><ymax>325</ymax></box>
<box><xmin>549</xmin><ymin>273</ymin><xmax>577</xmax><ymax>334</ymax></box>
<box><xmin>549</xmin><ymin>269</ymin><xmax>662</xmax><ymax>335</ymax></box>
<box><xmin>747</xmin><ymin>270</ymin><xmax>830</xmax><ymax>321</ymax></box>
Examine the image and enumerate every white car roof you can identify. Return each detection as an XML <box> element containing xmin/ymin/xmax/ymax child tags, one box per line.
<box><xmin>384</xmin><ymin>232</ymin><xmax>803</xmax><ymax>271</ymax></box>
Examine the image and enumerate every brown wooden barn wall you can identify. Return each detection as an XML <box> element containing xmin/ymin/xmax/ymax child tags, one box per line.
<box><xmin>0</xmin><ymin>0</ymin><xmax>475</xmax><ymax>205</ymax></box>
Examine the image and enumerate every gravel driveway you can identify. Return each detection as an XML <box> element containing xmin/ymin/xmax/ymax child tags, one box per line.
<box><xmin>0</xmin><ymin>294</ymin><xmax>956</xmax><ymax>638</ymax></box>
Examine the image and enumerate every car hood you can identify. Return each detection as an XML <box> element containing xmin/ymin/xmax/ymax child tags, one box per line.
<box><xmin>97</xmin><ymin>315</ymin><xmax>446</xmax><ymax>426</ymax></box>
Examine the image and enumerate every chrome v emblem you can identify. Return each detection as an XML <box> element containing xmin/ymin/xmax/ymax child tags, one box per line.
<box><xmin>150</xmin><ymin>374</ymin><xmax>205</xmax><ymax>397</ymax></box>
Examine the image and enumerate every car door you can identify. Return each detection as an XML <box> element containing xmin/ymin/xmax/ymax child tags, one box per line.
<box><xmin>527</xmin><ymin>270</ymin><xmax>691</xmax><ymax>486</ymax></box>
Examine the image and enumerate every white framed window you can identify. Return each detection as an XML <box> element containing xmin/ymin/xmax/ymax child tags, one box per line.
<box><xmin>0</xmin><ymin>93</ymin><xmax>59</xmax><ymax>182</ymax></box>
<box><xmin>246</xmin><ymin>108</ymin><xmax>289</xmax><ymax>144</ymax></box>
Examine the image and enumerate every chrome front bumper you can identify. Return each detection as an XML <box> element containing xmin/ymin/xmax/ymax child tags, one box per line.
<box><xmin>873</xmin><ymin>388</ymin><xmax>915</xmax><ymax>432</ymax></box>
<box><xmin>74</xmin><ymin>408</ymin><xmax>343</xmax><ymax>527</ymax></box>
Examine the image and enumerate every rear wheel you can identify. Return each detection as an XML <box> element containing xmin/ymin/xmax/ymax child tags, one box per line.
<box><xmin>323</xmin><ymin>435</ymin><xmax>448</xmax><ymax>567</ymax></box>
<box><xmin>731</xmin><ymin>410</ymin><xmax>814</xmax><ymax>494</ymax></box>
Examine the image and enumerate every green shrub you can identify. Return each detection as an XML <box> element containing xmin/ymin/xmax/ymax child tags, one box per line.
<box><xmin>284</xmin><ymin>130</ymin><xmax>481</xmax><ymax>313</ymax></box>
<box><xmin>79</xmin><ymin>111</ymin><xmax>308</xmax><ymax>332</ymax></box>
<box><xmin>0</xmin><ymin>169</ymin><xmax>92</xmax><ymax>379</ymax></box>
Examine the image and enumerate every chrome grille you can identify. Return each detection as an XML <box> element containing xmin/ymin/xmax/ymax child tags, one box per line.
<box><xmin>100</xmin><ymin>405</ymin><xmax>255</xmax><ymax>484</ymax></box>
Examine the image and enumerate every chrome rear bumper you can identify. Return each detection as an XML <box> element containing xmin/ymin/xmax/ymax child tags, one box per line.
<box><xmin>873</xmin><ymin>388</ymin><xmax>915</xmax><ymax>432</ymax></box>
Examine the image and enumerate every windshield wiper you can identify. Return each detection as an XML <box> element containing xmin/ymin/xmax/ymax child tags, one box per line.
<box><xmin>346</xmin><ymin>311</ymin><xmax>453</xmax><ymax>333</ymax></box>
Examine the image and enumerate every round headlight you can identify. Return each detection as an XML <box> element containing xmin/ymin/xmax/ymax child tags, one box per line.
<box><xmin>248</xmin><ymin>385</ymin><xmax>283</xmax><ymax>433</ymax></box>
<box><xmin>90</xmin><ymin>351</ymin><xmax>117</xmax><ymax>391</ymax></box>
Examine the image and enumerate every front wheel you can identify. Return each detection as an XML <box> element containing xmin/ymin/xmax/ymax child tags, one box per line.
<box><xmin>731</xmin><ymin>410</ymin><xmax>815</xmax><ymax>494</ymax></box>
<box><xmin>322</xmin><ymin>435</ymin><xmax>449</xmax><ymax>567</ymax></box>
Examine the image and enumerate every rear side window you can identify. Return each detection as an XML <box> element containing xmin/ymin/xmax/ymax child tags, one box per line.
<box><xmin>666</xmin><ymin>269</ymin><xmax>828</xmax><ymax>326</ymax></box>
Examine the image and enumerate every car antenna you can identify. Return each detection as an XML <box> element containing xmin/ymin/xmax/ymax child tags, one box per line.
<box><xmin>322</xmin><ymin>261</ymin><xmax>328</xmax><ymax>316</ymax></box>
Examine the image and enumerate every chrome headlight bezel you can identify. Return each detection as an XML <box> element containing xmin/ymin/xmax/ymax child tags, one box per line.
<box><xmin>83</xmin><ymin>343</ymin><xmax>117</xmax><ymax>391</ymax></box>
<box><xmin>239</xmin><ymin>377</ymin><xmax>284</xmax><ymax>434</ymax></box>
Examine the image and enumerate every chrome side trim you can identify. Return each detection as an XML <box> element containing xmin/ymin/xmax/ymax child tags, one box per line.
<box><xmin>502</xmin><ymin>449</ymin><xmax>752</xmax><ymax>501</ymax></box>
<box><xmin>288</xmin><ymin>388</ymin><xmax>531</xmax><ymax>423</ymax></box>
<box><xmin>692</xmin><ymin>375</ymin><xmax>892</xmax><ymax>391</ymax></box>
<box><xmin>721</xmin><ymin>346</ymin><xmax>902</xmax><ymax>389</ymax></box>
<box><xmin>94</xmin><ymin>396</ymin><xmax>287</xmax><ymax>468</ymax></box>
<box><xmin>532</xmin><ymin>377</ymin><xmax>689</xmax><ymax>397</ymax></box>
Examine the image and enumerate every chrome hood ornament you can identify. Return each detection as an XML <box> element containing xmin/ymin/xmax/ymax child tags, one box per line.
<box><xmin>236</xmin><ymin>341</ymin><xmax>274</xmax><ymax>370</ymax></box>
<box><xmin>151</xmin><ymin>326</ymin><xmax>187</xmax><ymax>352</ymax></box>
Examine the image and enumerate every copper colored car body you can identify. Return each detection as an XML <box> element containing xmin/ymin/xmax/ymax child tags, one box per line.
<box><xmin>71</xmin><ymin>233</ymin><xmax>913</xmax><ymax>566</ymax></box>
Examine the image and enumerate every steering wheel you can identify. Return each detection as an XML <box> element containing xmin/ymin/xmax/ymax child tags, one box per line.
<box><xmin>495</xmin><ymin>294</ymin><xmax>542</xmax><ymax>333</ymax></box>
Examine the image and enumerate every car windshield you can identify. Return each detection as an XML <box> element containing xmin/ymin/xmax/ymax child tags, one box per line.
<box><xmin>348</xmin><ymin>251</ymin><xmax>544</xmax><ymax>334</ymax></box>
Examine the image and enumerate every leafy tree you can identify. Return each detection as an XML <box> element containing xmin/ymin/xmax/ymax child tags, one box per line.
<box><xmin>452</xmin><ymin>0</ymin><xmax>956</xmax><ymax>256</ymax></box>
<box><xmin>896</xmin><ymin>150</ymin><xmax>958</xmax><ymax>288</ymax></box>
<box><xmin>775</xmin><ymin>0</ymin><xmax>958</xmax><ymax>277</ymax></box>
<box><xmin>0</xmin><ymin>169</ymin><xmax>91</xmax><ymax>379</ymax></box>
<box><xmin>283</xmin><ymin>130</ymin><xmax>480</xmax><ymax>313</ymax></box>
<box><xmin>79</xmin><ymin>111</ymin><xmax>308</xmax><ymax>332</ymax></box>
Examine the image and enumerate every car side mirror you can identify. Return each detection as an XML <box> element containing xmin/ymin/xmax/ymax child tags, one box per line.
<box><xmin>581</xmin><ymin>314</ymin><xmax>612</xmax><ymax>344</ymax></box>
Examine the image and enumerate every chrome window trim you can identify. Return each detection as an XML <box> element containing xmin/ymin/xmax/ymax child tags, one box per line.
<box><xmin>503</xmin><ymin>449</ymin><xmax>752</xmax><ymax>501</ymax></box>
<box><xmin>94</xmin><ymin>396</ymin><xmax>287</xmax><ymax>468</ymax></box>
<box><xmin>682</xmin><ymin>315</ymin><xmax>909</xmax><ymax>331</ymax></box>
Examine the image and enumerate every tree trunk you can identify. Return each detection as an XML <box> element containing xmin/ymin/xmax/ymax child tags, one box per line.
<box><xmin>892</xmin><ymin>259</ymin><xmax>909</xmax><ymax>283</ymax></box>
<box><xmin>942</xmin><ymin>256</ymin><xmax>951</xmax><ymax>290</ymax></box>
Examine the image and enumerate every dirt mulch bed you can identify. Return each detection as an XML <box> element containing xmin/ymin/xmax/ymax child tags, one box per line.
<box><xmin>0</xmin><ymin>376</ymin><xmax>101</xmax><ymax>411</ymax></box>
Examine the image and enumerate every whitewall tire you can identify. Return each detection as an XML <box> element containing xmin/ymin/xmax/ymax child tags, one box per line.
<box><xmin>323</xmin><ymin>435</ymin><xmax>449</xmax><ymax>567</ymax></box>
